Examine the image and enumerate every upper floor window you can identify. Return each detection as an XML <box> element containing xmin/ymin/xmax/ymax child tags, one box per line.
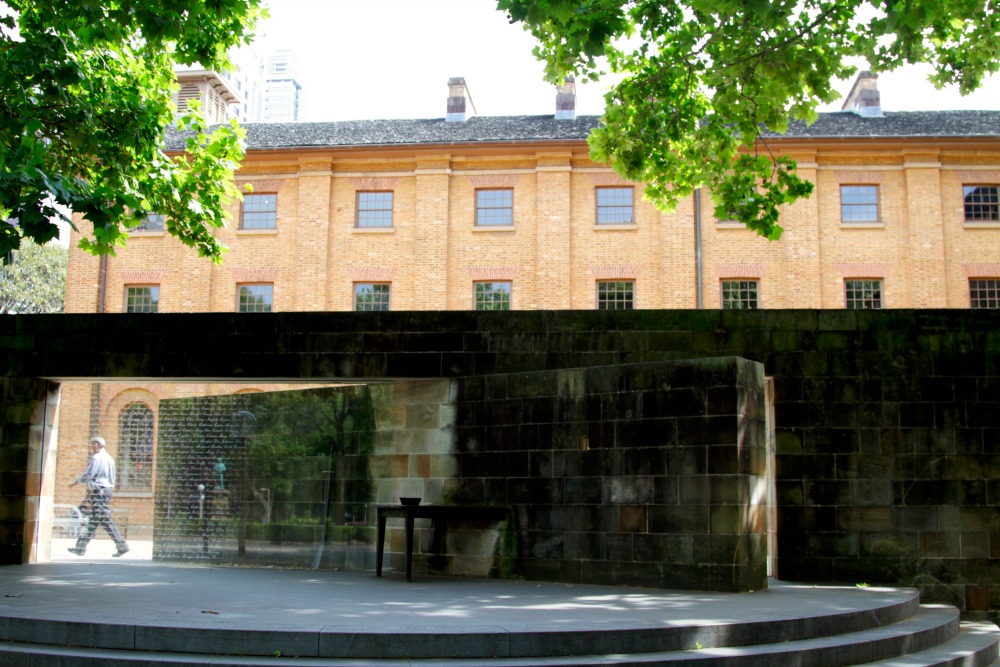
<box><xmin>237</xmin><ymin>284</ymin><xmax>273</xmax><ymax>312</ymax></box>
<box><xmin>356</xmin><ymin>192</ymin><xmax>394</xmax><ymax>228</ymax></box>
<box><xmin>125</xmin><ymin>286</ymin><xmax>159</xmax><ymax>313</ymax></box>
<box><xmin>597</xmin><ymin>280</ymin><xmax>634</xmax><ymax>310</ymax></box>
<box><xmin>970</xmin><ymin>279</ymin><xmax>1000</xmax><ymax>309</ymax></box>
<box><xmin>475</xmin><ymin>189</ymin><xmax>513</xmax><ymax>227</ymax></box>
<box><xmin>474</xmin><ymin>281</ymin><xmax>511</xmax><ymax>310</ymax></box>
<box><xmin>964</xmin><ymin>185</ymin><xmax>999</xmax><ymax>222</ymax></box>
<box><xmin>841</xmin><ymin>185</ymin><xmax>880</xmax><ymax>223</ymax></box>
<box><xmin>135</xmin><ymin>213</ymin><xmax>165</xmax><ymax>232</ymax></box>
<box><xmin>118</xmin><ymin>403</ymin><xmax>153</xmax><ymax>490</ymax></box>
<box><xmin>845</xmin><ymin>279</ymin><xmax>882</xmax><ymax>309</ymax></box>
<box><xmin>241</xmin><ymin>194</ymin><xmax>277</xmax><ymax>230</ymax></box>
<box><xmin>355</xmin><ymin>283</ymin><xmax>391</xmax><ymax>311</ymax></box>
<box><xmin>596</xmin><ymin>187</ymin><xmax>634</xmax><ymax>225</ymax></box>
<box><xmin>721</xmin><ymin>280</ymin><xmax>758</xmax><ymax>309</ymax></box>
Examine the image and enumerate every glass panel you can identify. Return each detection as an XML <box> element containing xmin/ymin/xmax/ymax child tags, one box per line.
<box><xmin>841</xmin><ymin>186</ymin><xmax>879</xmax><ymax>223</ymax></box>
<box><xmin>241</xmin><ymin>194</ymin><xmax>278</xmax><ymax>229</ymax></box>
<box><xmin>845</xmin><ymin>280</ymin><xmax>882</xmax><ymax>309</ymax></box>
<box><xmin>970</xmin><ymin>279</ymin><xmax>1000</xmax><ymax>308</ymax></box>
<box><xmin>721</xmin><ymin>281</ymin><xmax>758</xmax><ymax>309</ymax></box>
<box><xmin>126</xmin><ymin>286</ymin><xmax>159</xmax><ymax>313</ymax></box>
<box><xmin>355</xmin><ymin>283</ymin><xmax>390</xmax><ymax>311</ymax></box>
<box><xmin>475</xmin><ymin>282</ymin><xmax>511</xmax><ymax>310</ymax></box>
<box><xmin>476</xmin><ymin>190</ymin><xmax>513</xmax><ymax>226</ymax></box>
<box><xmin>238</xmin><ymin>285</ymin><xmax>273</xmax><ymax>312</ymax></box>
<box><xmin>597</xmin><ymin>281</ymin><xmax>634</xmax><ymax>310</ymax></box>
<box><xmin>596</xmin><ymin>187</ymin><xmax>634</xmax><ymax>224</ymax></box>
<box><xmin>357</xmin><ymin>192</ymin><xmax>394</xmax><ymax>228</ymax></box>
<box><xmin>964</xmin><ymin>186</ymin><xmax>1000</xmax><ymax>221</ymax></box>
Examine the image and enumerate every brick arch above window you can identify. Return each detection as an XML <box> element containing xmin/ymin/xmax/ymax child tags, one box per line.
<box><xmin>467</xmin><ymin>174</ymin><xmax>520</xmax><ymax>188</ymax></box>
<box><xmin>237</xmin><ymin>179</ymin><xmax>285</xmax><ymax>193</ymax></box>
<box><xmin>836</xmin><ymin>262</ymin><xmax>893</xmax><ymax>278</ymax></box>
<box><xmin>229</xmin><ymin>268</ymin><xmax>281</xmax><ymax>282</ymax></box>
<box><xmin>465</xmin><ymin>266</ymin><xmax>521</xmax><ymax>280</ymax></box>
<box><xmin>954</xmin><ymin>170</ymin><xmax>1000</xmax><ymax>182</ymax></box>
<box><xmin>116</xmin><ymin>270</ymin><xmax>166</xmax><ymax>283</ymax></box>
<box><xmin>713</xmin><ymin>263</ymin><xmax>768</xmax><ymax>279</ymax></box>
<box><xmin>589</xmin><ymin>264</ymin><xmax>642</xmax><ymax>280</ymax></box>
<box><xmin>350</xmin><ymin>177</ymin><xmax>399</xmax><ymax>191</ymax></box>
<box><xmin>346</xmin><ymin>266</ymin><xmax>398</xmax><ymax>282</ymax></box>
<box><xmin>833</xmin><ymin>171</ymin><xmax>886</xmax><ymax>184</ymax></box>
<box><xmin>588</xmin><ymin>172</ymin><xmax>633</xmax><ymax>186</ymax></box>
<box><xmin>962</xmin><ymin>263</ymin><xmax>1000</xmax><ymax>277</ymax></box>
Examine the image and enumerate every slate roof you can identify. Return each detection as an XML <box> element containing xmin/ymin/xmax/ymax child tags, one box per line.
<box><xmin>163</xmin><ymin>110</ymin><xmax>1000</xmax><ymax>151</ymax></box>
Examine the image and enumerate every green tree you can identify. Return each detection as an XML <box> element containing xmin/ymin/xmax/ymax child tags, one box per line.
<box><xmin>0</xmin><ymin>0</ymin><xmax>264</xmax><ymax>261</ymax></box>
<box><xmin>498</xmin><ymin>0</ymin><xmax>1000</xmax><ymax>239</ymax></box>
<box><xmin>0</xmin><ymin>240</ymin><xmax>67</xmax><ymax>313</ymax></box>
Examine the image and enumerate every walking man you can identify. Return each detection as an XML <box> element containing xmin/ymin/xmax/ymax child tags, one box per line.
<box><xmin>68</xmin><ymin>436</ymin><xmax>129</xmax><ymax>557</ymax></box>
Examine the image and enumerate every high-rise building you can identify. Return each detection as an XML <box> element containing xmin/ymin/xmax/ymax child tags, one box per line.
<box><xmin>262</xmin><ymin>50</ymin><xmax>302</xmax><ymax>122</ymax></box>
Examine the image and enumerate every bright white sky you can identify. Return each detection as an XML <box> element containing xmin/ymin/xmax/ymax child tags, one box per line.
<box><xmin>256</xmin><ymin>0</ymin><xmax>999</xmax><ymax>123</ymax></box>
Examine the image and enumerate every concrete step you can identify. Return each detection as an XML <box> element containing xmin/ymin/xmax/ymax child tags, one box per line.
<box><xmin>0</xmin><ymin>606</ymin><xmax>993</xmax><ymax>667</ymax></box>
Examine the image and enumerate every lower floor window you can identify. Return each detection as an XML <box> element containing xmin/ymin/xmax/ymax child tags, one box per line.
<box><xmin>721</xmin><ymin>280</ymin><xmax>758</xmax><ymax>309</ymax></box>
<box><xmin>845</xmin><ymin>279</ymin><xmax>882</xmax><ymax>309</ymax></box>
<box><xmin>238</xmin><ymin>284</ymin><xmax>273</xmax><ymax>312</ymax></box>
<box><xmin>475</xmin><ymin>282</ymin><xmax>511</xmax><ymax>310</ymax></box>
<box><xmin>118</xmin><ymin>403</ymin><xmax>153</xmax><ymax>490</ymax></box>
<box><xmin>125</xmin><ymin>285</ymin><xmax>159</xmax><ymax>313</ymax></box>
<box><xmin>970</xmin><ymin>279</ymin><xmax>1000</xmax><ymax>309</ymax></box>
<box><xmin>597</xmin><ymin>280</ymin><xmax>634</xmax><ymax>310</ymax></box>
<box><xmin>355</xmin><ymin>283</ymin><xmax>391</xmax><ymax>311</ymax></box>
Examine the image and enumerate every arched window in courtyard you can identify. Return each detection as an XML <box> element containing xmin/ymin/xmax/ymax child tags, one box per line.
<box><xmin>118</xmin><ymin>403</ymin><xmax>154</xmax><ymax>490</ymax></box>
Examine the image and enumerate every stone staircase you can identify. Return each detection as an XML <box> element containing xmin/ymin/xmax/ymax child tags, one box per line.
<box><xmin>0</xmin><ymin>588</ymin><xmax>995</xmax><ymax>666</ymax></box>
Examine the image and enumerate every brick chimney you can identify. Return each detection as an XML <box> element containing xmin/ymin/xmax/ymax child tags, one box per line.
<box><xmin>555</xmin><ymin>76</ymin><xmax>576</xmax><ymax>120</ymax></box>
<box><xmin>841</xmin><ymin>71</ymin><xmax>882</xmax><ymax>117</ymax></box>
<box><xmin>446</xmin><ymin>77</ymin><xmax>477</xmax><ymax>122</ymax></box>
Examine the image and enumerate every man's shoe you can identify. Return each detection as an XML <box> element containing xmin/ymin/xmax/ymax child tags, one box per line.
<box><xmin>113</xmin><ymin>546</ymin><xmax>129</xmax><ymax>557</ymax></box>
<box><xmin>67</xmin><ymin>547</ymin><xmax>84</xmax><ymax>556</ymax></box>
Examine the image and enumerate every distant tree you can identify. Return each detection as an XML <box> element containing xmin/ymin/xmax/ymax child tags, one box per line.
<box><xmin>498</xmin><ymin>0</ymin><xmax>1000</xmax><ymax>239</ymax></box>
<box><xmin>0</xmin><ymin>240</ymin><xmax>67</xmax><ymax>313</ymax></box>
<box><xmin>0</xmin><ymin>0</ymin><xmax>265</xmax><ymax>261</ymax></box>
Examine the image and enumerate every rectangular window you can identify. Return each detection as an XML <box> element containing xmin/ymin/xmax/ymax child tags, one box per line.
<box><xmin>241</xmin><ymin>194</ymin><xmax>277</xmax><ymax>229</ymax></box>
<box><xmin>475</xmin><ymin>189</ymin><xmax>513</xmax><ymax>226</ymax></box>
<box><xmin>970</xmin><ymin>279</ymin><xmax>1000</xmax><ymax>309</ymax></box>
<box><xmin>356</xmin><ymin>192</ymin><xmax>394</xmax><ymax>228</ymax></box>
<box><xmin>845</xmin><ymin>279</ymin><xmax>882</xmax><ymax>309</ymax></box>
<box><xmin>597</xmin><ymin>280</ymin><xmax>634</xmax><ymax>310</ymax></box>
<box><xmin>474</xmin><ymin>281</ymin><xmax>511</xmax><ymax>310</ymax></box>
<box><xmin>840</xmin><ymin>185</ymin><xmax>880</xmax><ymax>223</ymax></box>
<box><xmin>354</xmin><ymin>283</ymin><xmax>390</xmax><ymax>311</ymax></box>
<box><xmin>125</xmin><ymin>286</ymin><xmax>159</xmax><ymax>313</ymax></box>
<box><xmin>135</xmin><ymin>213</ymin><xmax>165</xmax><ymax>232</ymax></box>
<box><xmin>721</xmin><ymin>280</ymin><xmax>758</xmax><ymax>309</ymax></box>
<box><xmin>964</xmin><ymin>185</ymin><xmax>999</xmax><ymax>222</ymax></box>
<box><xmin>596</xmin><ymin>187</ymin><xmax>634</xmax><ymax>224</ymax></box>
<box><xmin>237</xmin><ymin>284</ymin><xmax>273</xmax><ymax>312</ymax></box>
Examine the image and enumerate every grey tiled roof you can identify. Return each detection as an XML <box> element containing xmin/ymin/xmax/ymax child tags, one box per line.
<box><xmin>163</xmin><ymin>110</ymin><xmax>1000</xmax><ymax>151</ymax></box>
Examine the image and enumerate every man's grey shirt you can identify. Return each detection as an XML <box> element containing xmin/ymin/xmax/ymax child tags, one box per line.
<box><xmin>76</xmin><ymin>448</ymin><xmax>116</xmax><ymax>490</ymax></box>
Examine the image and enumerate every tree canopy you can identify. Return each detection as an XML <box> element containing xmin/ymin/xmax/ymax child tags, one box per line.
<box><xmin>0</xmin><ymin>240</ymin><xmax>67</xmax><ymax>313</ymax></box>
<box><xmin>0</xmin><ymin>0</ymin><xmax>264</xmax><ymax>261</ymax></box>
<box><xmin>498</xmin><ymin>0</ymin><xmax>1000</xmax><ymax>239</ymax></box>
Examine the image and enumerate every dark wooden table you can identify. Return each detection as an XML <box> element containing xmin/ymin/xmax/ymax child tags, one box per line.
<box><xmin>375</xmin><ymin>504</ymin><xmax>509</xmax><ymax>581</ymax></box>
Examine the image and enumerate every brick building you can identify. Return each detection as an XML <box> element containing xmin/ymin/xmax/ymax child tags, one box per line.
<box><xmin>56</xmin><ymin>75</ymin><xmax>1000</xmax><ymax>537</ymax></box>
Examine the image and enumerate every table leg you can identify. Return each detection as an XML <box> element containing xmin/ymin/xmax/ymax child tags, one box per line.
<box><xmin>405</xmin><ymin>513</ymin><xmax>414</xmax><ymax>581</ymax></box>
<box><xmin>376</xmin><ymin>513</ymin><xmax>386</xmax><ymax>577</ymax></box>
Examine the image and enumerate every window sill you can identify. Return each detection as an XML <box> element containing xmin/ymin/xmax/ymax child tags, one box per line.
<box><xmin>594</xmin><ymin>224</ymin><xmax>638</xmax><ymax>231</ymax></box>
<box><xmin>964</xmin><ymin>221</ymin><xmax>1000</xmax><ymax>229</ymax></box>
<box><xmin>840</xmin><ymin>222</ymin><xmax>885</xmax><ymax>229</ymax></box>
<box><xmin>352</xmin><ymin>227</ymin><xmax>396</xmax><ymax>234</ymax></box>
<box><xmin>473</xmin><ymin>226</ymin><xmax>516</xmax><ymax>233</ymax></box>
<box><xmin>129</xmin><ymin>230</ymin><xmax>165</xmax><ymax>237</ymax></box>
<box><xmin>715</xmin><ymin>222</ymin><xmax>745</xmax><ymax>230</ymax></box>
<box><xmin>116</xmin><ymin>490</ymin><xmax>153</xmax><ymax>498</ymax></box>
<box><xmin>237</xmin><ymin>228</ymin><xmax>278</xmax><ymax>235</ymax></box>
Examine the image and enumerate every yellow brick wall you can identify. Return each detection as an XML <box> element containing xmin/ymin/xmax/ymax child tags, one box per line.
<box><xmin>63</xmin><ymin>140</ymin><xmax>1000</xmax><ymax>316</ymax></box>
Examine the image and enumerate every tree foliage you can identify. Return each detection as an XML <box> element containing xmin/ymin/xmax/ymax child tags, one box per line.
<box><xmin>0</xmin><ymin>240</ymin><xmax>67</xmax><ymax>313</ymax></box>
<box><xmin>498</xmin><ymin>0</ymin><xmax>1000</xmax><ymax>239</ymax></box>
<box><xmin>0</xmin><ymin>0</ymin><xmax>264</xmax><ymax>261</ymax></box>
